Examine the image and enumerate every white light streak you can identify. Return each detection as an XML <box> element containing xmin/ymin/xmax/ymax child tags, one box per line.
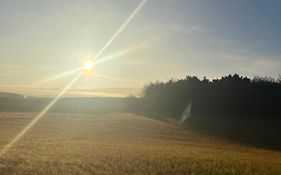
<box><xmin>0</xmin><ymin>0</ymin><xmax>147</xmax><ymax>156</ymax></box>
<box><xmin>32</xmin><ymin>68</ymin><xmax>81</xmax><ymax>87</ymax></box>
<box><xmin>0</xmin><ymin>73</ymin><xmax>82</xmax><ymax>156</ymax></box>
<box><xmin>95</xmin><ymin>0</ymin><xmax>147</xmax><ymax>59</ymax></box>
<box><xmin>95</xmin><ymin>44</ymin><xmax>146</xmax><ymax>65</ymax></box>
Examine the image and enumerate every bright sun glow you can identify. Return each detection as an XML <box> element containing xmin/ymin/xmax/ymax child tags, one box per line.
<box><xmin>83</xmin><ymin>60</ymin><xmax>94</xmax><ymax>70</ymax></box>
<box><xmin>0</xmin><ymin>0</ymin><xmax>147</xmax><ymax>157</ymax></box>
<box><xmin>80</xmin><ymin>57</ymin><xmax>96</xmax><ymax>76</ymax></box>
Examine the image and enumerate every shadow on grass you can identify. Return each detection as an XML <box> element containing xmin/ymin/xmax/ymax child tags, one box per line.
<box><xmin>133</xmin><ymin>111</ymin><xmax>281</xmax><ymax>151</ymax></box>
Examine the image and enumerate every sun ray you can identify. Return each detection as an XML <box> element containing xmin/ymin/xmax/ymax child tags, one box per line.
<box><xmin>27</xmin><ymin>30</ymin><xmax>163</xmax><ymax>87</ymax></box>
<box><xmin>95</xmin><ymin>44</ymin><xmax>146</xmax><ymax>65</ymax></box>
<box><xmin>31</xmin><ymin>68</ymin><xmax>81</xmax><ymax>87</ymax></box>
<box><xmin>0</xmin><ymin>0</ymin><xmax>148</xmax><ymax>156</ymax></box>
<box><xmin>95</xmin><ymin>33</ymin><xmax>167</xmax><ymax>65</ymax></box>
<box><xmin>0</xmin><ymin>72</ymin><xmax>82</xmax><ymax>156</ymax></box>
<box><xmin>95</xmin><ymin>0</ymin><xmax>147</xmax><ymax>59</ymax></box>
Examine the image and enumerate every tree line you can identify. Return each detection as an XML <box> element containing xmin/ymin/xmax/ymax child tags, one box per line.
<box><xmin>128</xmin><ymin>74</ymin><xmax>281</xmax><ymax>119</ymax></box>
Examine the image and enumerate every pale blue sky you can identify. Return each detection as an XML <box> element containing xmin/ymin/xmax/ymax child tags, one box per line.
<box><xmin>0</xmin><ymin>0</ymin><xmax>280</xmax><ymax>89</ymax></box>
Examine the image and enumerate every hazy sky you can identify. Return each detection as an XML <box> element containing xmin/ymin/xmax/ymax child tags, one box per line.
<box><xmin>1</xmin><ymin>0</ymin><xmax>281</xmax><ymax>89</ymax></box>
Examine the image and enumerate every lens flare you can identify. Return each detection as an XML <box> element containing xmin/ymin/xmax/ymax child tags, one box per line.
<box><xmin>95</xmin><ymin>44</ymin><xmax>146</xmax><ymax>65</ymax></box>
<box><xmin>0</xmin><ymin>0</ymin><xmax>148</xmax><ymax>156</ymax></box>
<box><xmin>0</xmin><ymin>73</ymin><xmax>82</xmax><ymax>156</ymax></box>
<box><xmin>31</xmin><ymin>68</ymin><xmax>81</xmax><ymax>86</ymax></box>
<box><xmin>95</xmin><ymin>0</ymin><xmax>147</xmax><ymax>59</ymax></box>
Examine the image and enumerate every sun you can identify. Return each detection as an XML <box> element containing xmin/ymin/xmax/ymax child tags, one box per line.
<box><xmin>79</xmin><ymin>55</ymin><xmax>97</xmax><ymax>76</ymax></box>
<box><xmin>80</xmin><ymin>57</ymin><xmax>96</xmax><ymax>76</ymax></box>
<box><xmin>83</xmin><ymin>60</ymin><xmax>94</xmax><ymax>70</ymax></box>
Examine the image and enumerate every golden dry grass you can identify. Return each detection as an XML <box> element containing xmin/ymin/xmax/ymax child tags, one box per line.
<box><xmin>0</xmin><ymin>112</ymin><xmax>280</xmax><ymax>174</ymax></box>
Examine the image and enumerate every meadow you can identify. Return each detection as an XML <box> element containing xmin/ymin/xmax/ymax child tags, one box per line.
<box><xmin>0</xmin><ymin>112</ymin><xmax>280</xmax><ymax>174</ymax></box>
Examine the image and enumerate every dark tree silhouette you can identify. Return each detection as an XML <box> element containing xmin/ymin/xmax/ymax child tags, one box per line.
<box><xmin>130</xmin><ymin>74</ymin><xmax>281</xmax><ymax>119</ymax></box>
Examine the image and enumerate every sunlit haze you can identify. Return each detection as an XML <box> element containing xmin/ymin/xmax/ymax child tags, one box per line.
<box><xmin>0</xmin><ymin>1</ymin><xmax>281</xmax><ymax>173</ymax></box>
<box><xmin>0</xmin><ymin>0</ymin><xmax>281</xmax><ymax>94</ymax></box>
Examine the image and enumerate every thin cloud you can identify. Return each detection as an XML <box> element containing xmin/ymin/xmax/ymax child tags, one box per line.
<box><xmin>222</xmin><ymin>52</ymin><xmax>281</xmax><ymax>77</ymax></box>
<box><xmin>171</xmin><ymin>24</ymin><xmax>218</xmax><ymax>34</ymax></box>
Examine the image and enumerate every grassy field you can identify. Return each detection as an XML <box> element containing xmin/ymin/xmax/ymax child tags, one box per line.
<box><xmin>0</xmin><ymin>112</ymin><xmax>280</xmax><ymax>174</ymax></box>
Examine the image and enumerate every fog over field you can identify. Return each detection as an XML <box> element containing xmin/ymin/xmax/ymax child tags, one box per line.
<box><xmin>0</xmin><ymin>87</ymin><xmax>140</xmax><ymax>98</ymax></box>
